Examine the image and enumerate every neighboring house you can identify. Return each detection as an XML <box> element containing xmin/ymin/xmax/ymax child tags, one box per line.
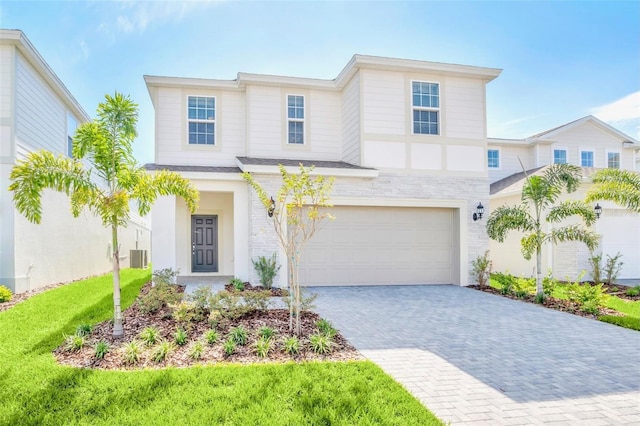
<box><xmin>145</xmin><ymin>55</ymin><xmax>502</xmax><ymax>287</ymax></box>
<box><xmin>0</xmin><ymin>30</ymin><xmax>150</xmax><ymax>293</ymax></box>
<box><xmin>488</xmin><ymin>116</ymin><xmax>640</xmax><ymax>280</ymax></box>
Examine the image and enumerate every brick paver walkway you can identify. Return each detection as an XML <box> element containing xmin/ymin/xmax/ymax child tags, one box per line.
<box><xmin>311</xmin><ymin>285</ymin><xmax>640</xmax><ymax>425</ymax></box>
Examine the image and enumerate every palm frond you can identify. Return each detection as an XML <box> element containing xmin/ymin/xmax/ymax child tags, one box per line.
<box><xmin>586</xmin><ymin>169</ymin><xmax>640</xmax><ymax>212</ymax></box>
<box><xmin>486</xmin><ymin>204</ymin><xmax>535</xmax><ymax>242</ymax></box>
<box><xmin>546</xmin><ymin>200</ymin><xmax>597</xmax><ymax>226</ymax></box>
<box><xmin>548</xmin><ymin>225</ymin><xmax>599</xmax><ymax>251</ymax></box>
<box><xmin>9</xmin><ymin>150</ymin><xmax>94</xmax><ymax>224</ymax></box>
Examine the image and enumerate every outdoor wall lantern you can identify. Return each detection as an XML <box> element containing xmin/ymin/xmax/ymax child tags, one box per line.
<box><xmin>594</xmin><ymin>203</ymin><xmax>602</xmax><ymax>219</ymax></box>
<box><xmin>472</xmin><ymin>202</ymin><xmax>485</xmax><ymax>221</ymax></box>
<box><xmin>267</xmin><ymin>197</ymin><xmax>276</xmax><ymax>217</ymax></box>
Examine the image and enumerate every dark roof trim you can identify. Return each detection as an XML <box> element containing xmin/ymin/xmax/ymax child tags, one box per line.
<box><xmin>490</xmin><ymin>167</ymin><xmax>545</xmax><ymax>195</ymax></box>
<box><xmin>236</xmin><ymin>156</ymin><xmax>374</xmax><ymax>170</ymax></box>
<box><xmin>144</xmin><ymin>163</ymin><xmax>242</xmax><ymax>174</ymax></box>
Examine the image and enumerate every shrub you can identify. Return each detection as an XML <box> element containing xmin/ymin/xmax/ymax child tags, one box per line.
<box><xmin>0</xmin><ymin>285</ymin><xmax>12</xmax><ymax>302</ymax></box>
<box><xmin>170</xmin><ymin>301</ymin><xmax>200</xmax><ymax>327</ymax></box>
<box><xmin>151</xmin><ymin>340</ymin><xmax>174</xmax><ymax>362</ymax></box>
<box><xmin>316</xmin><ymin>319</ymin><xmax>336</xmax><ymax>338</ymax></box>
<box><xmin>282</xmin><ymin>288</ymin><xmax>318</xmax><ymax>312</ymax></box>
<box><xmin>187</xmin><ymin>285</ymin><xmax>213</xmax><ymax>314</ymax></box>
<box><xmin>205</xmin><ymin>329</ymin><xmax>219</xmax><ymax>345</ymax></box>
<box><xmin>599</xmin><ymin>315</ymin><xmax>640</xmax><ymax>331</ymax></box>
<box><xmin>229</xmin><ymin>326</ymin><xmax>248</xmax><ymax>346</ymax></box>
<box><xmin>122</xmin><ymin>341</ymin><xmax>142</xmax><ymax>364</ymax></box>
<box><xmin>471</xmin><ymin>251</ymin><xmax>492</xmax><ymax>287</ymax></box>
<box><xmin>254</xmin><ymin>338</ymin><xmax>271</xmax><ymax>358</ymax></box>
<box><xmin>604</xmin><ymin>252</ymin><xmax>624</xmax><ymax>285</ymax></box>
<box><xmin>309</xmin><ymin>333</ymin><xmax>332</xmax><ymax>355</ymax></box>
<box><xmin>189</xmin><ymin>340</ymin><xmax>204</xmax><ymax>360</ymax></box>
<box><xmin>252</xmin><ymin>253</ymin><xmax>281</xmax><ymax>289</ymax></box>
<box><xmin>542</xmin><ymin>271</ymin><xmax>559</xmax><ymax>297</ymax></box>
<box><xmin>257</xmin><ymin>326</ymin><xmax>276</xmax><ymax>341</ymax></box>
<box><xmin>567</xmin><ymin>282</ymin><xmax>607</xmax><ymax>313</ymax></box>
<box><xmin>243</xmin><ymin>290</ymin><xmax>272</xmax><ymax>311</ymax></box>
<box><xmin>174</xmin><ymin>328</ymin><xmax>188</xmax><ymax>346</ymax></box>
<box><xmin>75</xmin><ymin>323</ymin><xmax>93</xmax><ymax>337</ymax></box>
<box><xmin>94</xmin><ymin>341</ymin><xmax>109</xmax><ymax>359</ymax></box>
<box><xmin>223</xmin><ymin>338</ymin><xmax>236</xmax><ymax>356</ymax></box>
<box><xmin>626</xmin><ymin>286</ymin><xmax>640</xmax><ymax>297</ymax></box>
<box><xmin>152</xmin><ymin>268</ymin><xmax>180</xmax><ymax>286</ymax></box>
<box><xmin>588</xmin><ymin>253</ymin><xmax>603</xmax><ymax>284</ymax></box>
<box><xmin>209</xmin><ymin>291</ymin><xmax>251</xmax><ymax>320</ymax></box>
<box><xmin>208</xmin><ymin>310</ymin><xmax>222</xmax><ymax>328</ymax></box>
<box><xmin>492</xmin><ymin>272</ymin><xmax>517</xmax><ymax>295</ymax></box>
<box><xmin>138</xmin><ymin>282</ymin><xmax>182</xmax><ymax>314</ymax></box>
<box><xmin>62</xmin><ymin>334</ymin><xmax>85</xmax><ymax>352</ymax></box>
<box><xmin>140</xmin><ymin>326</ymin><xmax>161</xmax><ymax>346</ymax></box>
<box><xmin>512</xmin><ymin>277</ymin><xmax>535</xmax><ymax>298</ymax></box>
<box><xmin>283</xmin><ymin>336</ymin><xmax>300</xmax><ymax>355</ymax></box>
<box><xmin>229</xmin><ymin>278</ymin><xmax>245</xmax><ymax>292</ymax></box>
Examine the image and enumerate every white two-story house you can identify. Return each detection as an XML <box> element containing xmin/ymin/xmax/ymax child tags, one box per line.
<box><xmin>487</xmin><ymin>116</ymin><xmax>639</xmax><ymax>280</ymax></box>
<box><xmin>0</xmin><ymin>30</ymin><xmax>150</xmax><ymax>293</ymax></box>
<box><xmin>145</xmin><ymin>55</ymin><xmax>502</xmax><ymax>287</ymax></box>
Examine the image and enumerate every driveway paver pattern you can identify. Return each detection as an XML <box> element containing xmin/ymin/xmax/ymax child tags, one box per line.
<box><xmin>310</xmin><ymin>285</ymin><xmax>640</xmax><ymax>425</ymax></box>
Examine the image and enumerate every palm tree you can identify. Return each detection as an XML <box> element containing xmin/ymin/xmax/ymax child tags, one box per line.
<box><xmin>9</xmin><ymin>92</ymin><xmax>199</xmax><ymax>336</ymax></box>
<box><xmin>586</xmin><ymin>169</ymin><xmax>640</xmax><ymax>212</ymax></box>
<box><xmin>486</xmin><ymin>163</ymin><xmax>598</xmax><ymax>296</ymax></box>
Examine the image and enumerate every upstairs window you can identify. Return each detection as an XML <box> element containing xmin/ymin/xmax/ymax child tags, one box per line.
<box><xmin>188</xmin><ymin>96</ymin><xmax>215</xmax><ymax>145</ymax></box>
<box><xmin>553</xmin><ymin>149</ymin><xmax>567</xmax><ymax>164</ymax></box>
<box><xmin>581</xmin><ymin>151</ymin><xmax>594</xmax><ymax>167</ymax></box>
<box><xmin>487</xmin><ymin>149</ymin><xmax>500</xmax><ymax>169</ymax></box>
<box><xmin>607</xmin><ymin>151</ymin><xmax>620</xmax><ymax>169</ymax></box>
<box><xmin>412</xmin><ymin>81</ymin><xmax>439</xmax><ymax>135</ymax></box>
<box><xmin>67</xmin><ymin>113</ymin><xmax>77</xmax><ymax>157</ymax></box>
<box><xmin>287</xmin><ymin>95</ymin><xmax>304</xmax><ymax>144</ymax></box>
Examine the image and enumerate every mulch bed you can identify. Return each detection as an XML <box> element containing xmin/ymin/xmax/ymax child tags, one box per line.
<box><xmin>54</xmin><ymin>281</ymin><xmax>362</xmax><ymax>370</ymax></box>
<box><xmin>468</xmin><ymin>284</ymin><xmax>626</xmax><ymax>319</ymax></box>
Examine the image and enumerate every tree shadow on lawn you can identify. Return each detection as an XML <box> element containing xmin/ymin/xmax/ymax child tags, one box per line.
<box><xmin>27</xmin><ymin>276</ymin><xmax>148</xmax><ymax>356</ymax></box>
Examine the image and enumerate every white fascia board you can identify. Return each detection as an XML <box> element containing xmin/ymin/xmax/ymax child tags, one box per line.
<box><xmin>1</xmin><ymin>30</ymin><xmax>90</xmax><ymax>123</ymax></box>
<box><xmin>143</xmin><ymin>75</ymin><xmax>242</xmax><ymax>91</ymax></box>
<box><xmin>236</xmin><ymin>72</ymin><xmax>338</xmax><ymax>91</ymax></box>
<box><xmin>351</xmin><ymin>54</ymin><xmax>502</xmax><ymax>82</ymax></box>
<box><xmin>237</xmin><ymin>162</ymin><xmax>379</xmax><ymax>178</ymax></box>
<box><xmin>487</xmin><ymin>138</ymin><xmax>528</xmax><ymax>146</ymax></box>
<box><xmin>145</xmin><ymin>169</ymin><xmax>244</xmax><ymax>182</ymax></box>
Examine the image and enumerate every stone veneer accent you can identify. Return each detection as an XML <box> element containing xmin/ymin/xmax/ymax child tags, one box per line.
<box><xmin>247</xmin><ymin>173</ymin><xmax>489</xmax><ymax>287</ymax></box>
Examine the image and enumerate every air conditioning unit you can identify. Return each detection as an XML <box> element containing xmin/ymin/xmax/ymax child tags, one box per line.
<box><xmin>130</xmin><ymin>249</ymin><xmax>148</xmax><ymax>269</ymax></box>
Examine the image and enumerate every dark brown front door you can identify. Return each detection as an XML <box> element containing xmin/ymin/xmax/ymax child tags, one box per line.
<box><xmin>191</xmin><ymin>215</ymin><xmax>218</xmax><ymax>272</ymax></box>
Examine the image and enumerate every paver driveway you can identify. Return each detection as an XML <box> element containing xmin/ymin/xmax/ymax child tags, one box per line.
<box><xmin>311</xmin><ymin>285</ymin><xmax>640</xmax><ymax>425</ymax></box>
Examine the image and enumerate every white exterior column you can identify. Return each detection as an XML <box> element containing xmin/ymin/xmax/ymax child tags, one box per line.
<box><xmin>151</xmin><ymin>195</ymin><xmax>177</xmax><ymax>271</ymax></box>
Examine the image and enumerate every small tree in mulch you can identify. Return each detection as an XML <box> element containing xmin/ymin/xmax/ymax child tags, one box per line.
<box><xmin>243</xmin><ymin>165</ymin><xmax>334</xmax><ymax>337</ymax></box>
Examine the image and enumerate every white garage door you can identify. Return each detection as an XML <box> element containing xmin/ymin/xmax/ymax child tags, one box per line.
<box><xmin>298</xmin><ymin>206</ymin><xmax>455</xmax><ymax>286</ymax></box>
<box><xmin>598</xmin><ymin>213</ymin><xmax>640</xmax><ymax>278</ymax></box>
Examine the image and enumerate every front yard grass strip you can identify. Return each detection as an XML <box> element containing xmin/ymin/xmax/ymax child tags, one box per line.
<box><xmin>0</xmin><ymin>269</ymin><xmax>441</xmax><ymax>425</ymax></box>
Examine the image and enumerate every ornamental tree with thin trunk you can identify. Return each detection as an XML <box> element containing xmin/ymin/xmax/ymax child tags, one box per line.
<box><xmin>243</xmin><ymin>165</ymin><xmax>334</xmax><ymax>336</ymax></box>
<box><xmin>9</xmin><ymin>92</ymin><xmax>199</xmax><ymax>337</ymax></box>
<box><xmin>586</xmin><ymin>168</ymin><xmax>640</xmax><ymax>213</ymax></box>
<box><xmin>486</xmin><ymin>163</ymin><xmax>598</xmax><ymax>296</ymax></box>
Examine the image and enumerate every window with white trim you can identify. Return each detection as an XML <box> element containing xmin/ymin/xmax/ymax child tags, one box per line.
<box><xmin>188</xmin><ymin>96</ymin><xmax>215</xmax><ymax>145</ymax></box>
<box><xmin>580</xmin><ymin>150</ymin><xmax>594</xmax><ymax>167</ymax></box>
<box><xmin>412</xmin><ymin>81</ymin><xmax>439</xmax><ymax>135</ymax></box>
<box><xmin>287</xmin><ymin>95</ymin><xmax>304</xmax><ymax>144</ymax></box>
<box><xmin>67</xmin><ymin>113</ymin><xmax>77</xmax><ymax>157</ymax></box>
<box><xmin>487</xmin><ymin>149</ymin><xmax>500</xmax><ymax>168</ymax></box>
<box><xmin>607</xmin><ymin>151</ymin><xmax>620</xmax><ymax>169</ymax></box>
<box><xmin>553</xmin><ymin>149</ymin><xmax>567</xmax><ymax>164</ymax></box>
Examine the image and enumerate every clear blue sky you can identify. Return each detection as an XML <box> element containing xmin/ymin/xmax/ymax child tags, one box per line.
<box><xmin>2</xmin><ymin>0</ymin><xmax>639</xmax><ymax>164</ymax></box>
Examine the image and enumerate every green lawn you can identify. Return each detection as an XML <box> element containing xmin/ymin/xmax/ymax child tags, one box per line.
<box><xmin>0</xmin><ymin>269</ymin><xmax>441</xmax><ymax>425</ymax></box>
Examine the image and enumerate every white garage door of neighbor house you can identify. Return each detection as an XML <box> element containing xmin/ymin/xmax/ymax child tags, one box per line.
<box><xmin>599</xmin><ymin>214</ymin><xmax>640</xmax><ymax>279</ymax></box>
<box><xmin>298</xmin><ymin>206</ymin><xmax>455</xmax><ymax>286</ymax></box>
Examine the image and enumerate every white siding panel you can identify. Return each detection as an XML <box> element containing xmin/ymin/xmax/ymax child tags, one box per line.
<box><xmin>0</xmin><ymin>45</ymin><xmax>13</xmax><ymax>119</ymax></box>
<box><xmin>341</xmin><ymin>73</ymin><xmax>360</xmax><ymax>165</ymax></box>
<box><xmin>411</xmin><ymin>144</ymin><xmax>442</xmax><ymax>170</ymax></box>
<box><xmin>362</xmin><ymin>70</ymin><xmax>405</xmax><ymax>135</ymax></box>
<box><xmin>488</xmin><ymin>144</ymin><xmax>534</xmax><ymax>183</ymax></box>
<box><xmin>444</xmin><ymin>77</ymin><xmax>484</xmax><ymax>139</ymax></box>
<box><xmin>247</xmin><ymin>86</ymin><xmax>282</xmax><ymax>158</ymax></box>
<box><xmin>446</xmin><ymin>145</ymin><xmax>484</xmax><ymax>172</ymax></box>
<box><xmin>14</xmin><ymin>52</ymin><xmax>66</xmax><ymax>154</ymax></box>
<box><xmin>363</xmin><ymin>140</ymin><xmax>405</xmax><ymax>168</ymax></box>
<box><xmin>308</xmin><ymin>91</ymin><xmax>341</xmax><ymax>158</ymax></box>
